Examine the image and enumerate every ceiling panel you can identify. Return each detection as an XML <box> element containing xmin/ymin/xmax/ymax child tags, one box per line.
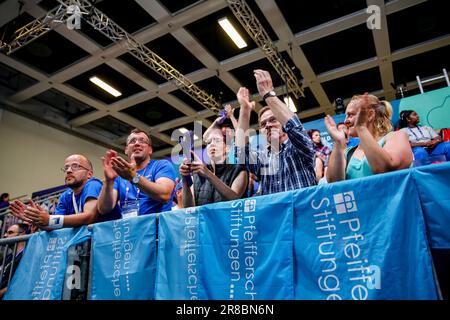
<box><xmin>321</xmin><ymin>67</ymin><xmax>382</xmax><ymax>101</ymax></box>
<box><xmin>121</xmin><ymin>97</ymin><xmax>186</xmax><ymax>126</ymax></box>
<box><xmin>301</xmin><ymin>24</ymin><xmax>377</xmax><ymax>74</ymax></box>
<box><xmin>388</xmin><ymin>0</ymin><xmax>450</xmax><ymax>51</ymax></box>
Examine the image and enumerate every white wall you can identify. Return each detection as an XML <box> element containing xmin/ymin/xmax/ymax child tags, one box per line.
<box><xmin>0</xmin><ymin>110</ymin><xmax>118</xmax><ymax>199</ymax></box>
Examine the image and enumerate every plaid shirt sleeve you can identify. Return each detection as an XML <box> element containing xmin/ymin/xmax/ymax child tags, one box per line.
<box><xmin>283</xmin><ymin>115</ymin><xmax>316</xmax><ymax>161</ymax></box>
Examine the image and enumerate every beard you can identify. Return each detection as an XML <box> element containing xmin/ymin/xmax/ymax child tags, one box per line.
<box><xmin>66</xmin><ymin>178</ymin><xmax>84</xmax><ymax>189</ymax></box>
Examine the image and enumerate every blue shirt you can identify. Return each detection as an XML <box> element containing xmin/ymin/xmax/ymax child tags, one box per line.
<box><xmin>114</xmin><ymin>159</ymin><xmax>176</xmax><ymax>215</ymax></box>
<box><xmin>237</xmin><ymin>115</ymin><xmax>317</xmax><ymax>195</ymax></box>
<box><xmin>55</xmin><ymin>178</ymin><xmax>102</xmax><ymax>216</ymax></box>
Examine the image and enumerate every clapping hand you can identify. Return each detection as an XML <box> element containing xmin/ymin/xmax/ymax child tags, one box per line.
<box><xmin>102</xmin><ymin>150</ymin><xmax>119</xmax><ymax>182</ymax></box>
<box><xmin>111</xmin><ymin>154</ymin><xmax>137</xmax><ymax>181</ymax></box>
<box><xmin>324</xmin><ymin>115</ymin><xmax>347</xmax><ymax>147</ymax></box>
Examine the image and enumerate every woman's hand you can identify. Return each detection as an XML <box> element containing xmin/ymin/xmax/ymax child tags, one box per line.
<box><xmin>325</xmin><ymin>115</ymin><xmax>347</xmax><ymax>147</ymax></box>
<box><xmin>190</xmin><ymin>151</ymin><xmax>213</xmax><ymax>179</ymax></box>
<box><xmin>179</xmin><ymin>158</ymin><xmax>192</xmax><ymax>177</ymax></box>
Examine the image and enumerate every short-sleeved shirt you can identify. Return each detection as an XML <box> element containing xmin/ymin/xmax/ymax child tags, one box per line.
<box><xmin>400</xmin><ymin>126</ymin><xmax>438</xmax><ymax>143</ymax></box>
<box><xmin>55</xmin><ymin>178</ymin><xmax>102</xmax><ymax>215</ymax></box>
<box><xmin>114</xmin><ymin>159</ymin><xmax>176</xmax><ymax>215</ymax></box>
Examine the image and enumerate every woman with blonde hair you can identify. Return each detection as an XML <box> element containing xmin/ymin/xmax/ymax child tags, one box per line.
<box><xmin>325</xmin><ymin>93</ymin><xmax>413</xmax><ymax>182</ymax></box>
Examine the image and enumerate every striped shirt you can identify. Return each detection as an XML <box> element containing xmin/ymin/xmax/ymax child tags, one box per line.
<box><xmin>237</xmin><ymin>115</ymin><xmax>317</xmax><ymax>195</ymax></box>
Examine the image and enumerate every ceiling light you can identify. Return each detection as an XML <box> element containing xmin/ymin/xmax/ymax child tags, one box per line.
<box><xmin>89</xmin><ymin>76</ymin><xmax>122</xmax><ymax>97</ymax></box>
<box><xmin>284</xmin><ymin>96</ymin><xmax>297</xmax><ymax>113</ymax></box>
<box><xmin>218</xmin><ymin>18</ymin><xmax>247</xmax><ymax>49</ymax></box>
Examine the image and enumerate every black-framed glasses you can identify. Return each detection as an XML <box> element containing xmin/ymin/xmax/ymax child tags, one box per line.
<box><xmin>61</xmin><ymin>163</ymin><xmax>91</xmax><ymax>173</ymax></box>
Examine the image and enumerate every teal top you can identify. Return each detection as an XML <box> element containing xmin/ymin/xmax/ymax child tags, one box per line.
<box><xmin>345</xmin><ymin>133</ymin><xmax>392</xmax><ymax>180</ymax></box>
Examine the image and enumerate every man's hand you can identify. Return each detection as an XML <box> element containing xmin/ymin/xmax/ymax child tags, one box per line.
<box><xmin>325</xmin><ymin>115</ymin><xmax>347</xmax><ymax>148</ymax></box>
<box><xmin>102</xmin><ymin>150</ymin><xmax>119</xmax><ymax>182</ymax></box>
<box><xmin>23</xmin><ymin>199</ymin><xmax>50</xmax><ymax>227</ymax></box>
<box><xmin>9</xmin><ymin>200</ymin><xmax>31</xmax><ymax>223</ymax></box>
<box><xmin>237</xmin><ymin>87</ymin><xmax>255</xmax><ymax>112</ymax></box>
<box><xmin>254</xmin><ymin>69</ymin><xmax>274</xmax><ymax>97</ymax></box>
<box><xmin>111</xmin><ymin>155</ymin><xmax>137</xmax><ymax>181</ymax></box>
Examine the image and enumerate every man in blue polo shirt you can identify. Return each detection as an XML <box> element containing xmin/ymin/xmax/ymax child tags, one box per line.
<box><xmin>98</xmin><ymin>129</ymin><xmax>176</xmax><ymax>218</ymax></box>
<box><xmin>9</xmin><ymin>154</ymin><xmax>114</xmax><ymax>229</ymax></box>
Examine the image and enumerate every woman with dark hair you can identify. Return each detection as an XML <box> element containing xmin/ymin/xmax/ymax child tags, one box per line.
<box><xmin>398</xmin><ymin>110</ymin><xmax>450</xmax><ymax>162</ymax></box>
<box><xmin>325</xmin><ymin>93</ymin><xmax>413</xmax><ymax>181</ymax></box>
<box><xmin>307</xmin><ymin>129</ymin><xmax>331</xmax><ymax>181</ymax></box>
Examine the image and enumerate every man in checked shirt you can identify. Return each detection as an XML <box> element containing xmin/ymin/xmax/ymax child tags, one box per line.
<box><xmin>235</xmin><ymin>69</ymin><xmax>317</xmax><ymax>195</ymax></box>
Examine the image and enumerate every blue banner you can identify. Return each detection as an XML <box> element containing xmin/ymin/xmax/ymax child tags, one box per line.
<box><xmin>89</xmin><ymin>214</ymin><xmax>157</xmax><ymax>300</ymax></box>
<box><xmin>412</xmin><ymin>162</ymin><xmax>450</xmax><ymax>249</ymax></box>
<box><xmin>156</xmin><ymin>192</ymin><xmax>294</xmax><ymax>300</ymax></box>
<box><xmin>293</xmin><ymin>169</ymin><xmax>438</xmax><ymax>299</ymax></box>
<box><xmin>4</xmin><ymin>227</ymin><xmax>91</xmax><ymax>300</ymax></box>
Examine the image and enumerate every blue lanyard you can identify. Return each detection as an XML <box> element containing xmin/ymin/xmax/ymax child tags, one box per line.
<box><xmin>408</xmin><ymin>126</ymin><xmax>429</xmax><ymax>140</ymax></box>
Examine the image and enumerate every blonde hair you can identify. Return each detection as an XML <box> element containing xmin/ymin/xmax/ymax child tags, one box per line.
<box><xmin>350</xmin><ymin>93</ymin><xmax>393</xmax><ymax>136</ymax></box>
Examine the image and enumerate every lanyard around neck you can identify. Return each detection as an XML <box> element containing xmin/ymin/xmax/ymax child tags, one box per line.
<box><xmin>72</xmin><ymin>192</ymin><xmax>82</xmax><ymax>214</ymax></box>
<box><xmin>408</xmin><ymin>126</ymin><xmax>427</xmax><ymax>140</ymax></box>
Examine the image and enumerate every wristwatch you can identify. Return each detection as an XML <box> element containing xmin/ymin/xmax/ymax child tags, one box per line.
<box><xmin>262</xmin><ymin>90</ymin><xmax>277</xmax><ymax>101</ymax></box>
<box><xmin>131</xmin><ymin>173</ymin><xmax>141</xmax><ymax>185</ymax></box>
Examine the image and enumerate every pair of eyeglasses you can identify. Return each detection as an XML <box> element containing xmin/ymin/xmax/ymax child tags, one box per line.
<box><xmin>61</xmin><ymin>163</ymin><xmax>91</xmax><ymax>173</ymax></box>
<box><xmin>127</xmin><ymin>137</ymin><xmax>149</xmax><ymax>145</ymax></box>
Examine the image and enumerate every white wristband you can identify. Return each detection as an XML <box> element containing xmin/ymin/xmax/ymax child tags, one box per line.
<box><xmin>48</xmin><ymin>215</ymin><xmax>64</xmax><ymax>229</ymax></box>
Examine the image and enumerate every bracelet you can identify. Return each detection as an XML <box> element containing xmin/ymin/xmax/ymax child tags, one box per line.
<box><xmin>48</xmin><ymin>215</ymin><xmax>64</xmax><ymax>229</ymax></box>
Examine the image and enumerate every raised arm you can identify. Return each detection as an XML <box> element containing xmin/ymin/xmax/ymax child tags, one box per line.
<box><xmin>325</xmin><ymin>115</ymin><xmax>348</xmax><ymax>182</ymax></box>
<box><xmin>253</xmin><ymin>69</ymin><xmax>294</xmax><ymax>126</ymax></box>
<box><xmin>236</xmin><ymin>87</ymin><xmax>255</xmax><ymax>148</ymax></box>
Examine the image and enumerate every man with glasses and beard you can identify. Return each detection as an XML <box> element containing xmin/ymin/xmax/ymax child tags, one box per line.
<box><xmin>9</xmin><ymin>154</ymin><xmax>112</xmax><ymax>229</ymax></box>
<box><xmin>98</xmin><ymin>129</ymin><xmax>176</xmax><ymax>218</ymax></box>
